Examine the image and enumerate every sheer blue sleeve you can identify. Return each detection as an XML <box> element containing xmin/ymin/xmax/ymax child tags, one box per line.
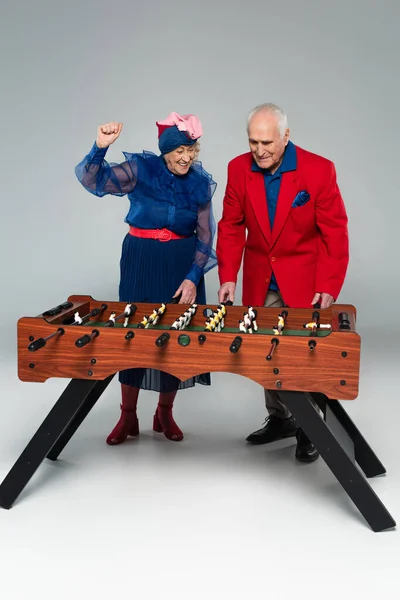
<box><xmin>75</xmin><ymin>142</ymin><xmax>137</xmax><ymax>197</ymax></box>
<box><xmin>185</xmin><ymin>177</ymin><xmax>218</xmax><ymax>286</ymax></box>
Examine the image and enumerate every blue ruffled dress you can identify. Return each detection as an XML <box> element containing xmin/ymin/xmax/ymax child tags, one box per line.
<box><xmin>75</xmin><ymin>143</ymin><xmax>217</xmax><ymax>392</ymax></box>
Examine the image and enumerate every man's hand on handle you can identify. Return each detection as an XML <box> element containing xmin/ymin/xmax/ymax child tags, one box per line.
<box><xmin>218</xmin><ymin>282</ymin><xmax>236</xmax><ymax>304</ymax></box>
<box><xmin>312</xmin><ymin>292</ymin><xmax>334</xmax><ymax>309</ymax></box>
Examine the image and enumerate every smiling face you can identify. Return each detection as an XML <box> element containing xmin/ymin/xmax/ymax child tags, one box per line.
<box><xmin>164</xmin><ymin>144</ymin><xmax>197</xmax><ymax>175</ymax></box>
<box><xmin>248</xmin><ymin>111</ymin><xmax>290</xmax><ymax>173</ymax></box>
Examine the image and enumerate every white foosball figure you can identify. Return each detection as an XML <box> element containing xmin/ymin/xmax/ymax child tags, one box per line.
<box><xmin>243</xmin><ymin>312</ymin><xmax>253</xmax><ymax>333</ymax></box>
<box><xmin>178</xmin><ymin>304</ymin><xmax>196</xmax><ymax>329</ymax></box>
<box><xmin>123</xmin><ymin>303</ymin><xmax>132</xmax><ymax>327</ymax></box>
<box><xmin>170</xmin><ymin>318</ymin><xmax>180</xmax><ymax>330</ymax></box>
<box><xmin>239</xmin><ymin>320</ymin><xmax>247</xmax><ymax>333</ymax></box>
<box><xmin>247</xmin><ymin>306</ymin><xmax>258</xmax><ymax>331</ymax></box>
<box><xmin>73</xmin><ymin>312</ymin><xmax>83</xmax><ymax>325</ymax></box>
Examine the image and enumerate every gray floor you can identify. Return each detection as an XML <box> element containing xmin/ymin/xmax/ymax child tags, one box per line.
<box><xmin>0</xmin><ymin>325</ymin><xmax>399</xmax><ymax>599</ymax></box>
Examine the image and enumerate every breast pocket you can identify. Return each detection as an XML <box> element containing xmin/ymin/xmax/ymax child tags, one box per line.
<box><xmin>289</xmin><ymin>201</ymin><xmax>316</xmax><ymax>232</ymax></box>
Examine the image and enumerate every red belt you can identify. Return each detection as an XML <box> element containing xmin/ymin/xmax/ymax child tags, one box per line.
<box><xmin>129</xmin><ymin>226</ymin><xmax>186</xmax><ymax>242</ymax></box>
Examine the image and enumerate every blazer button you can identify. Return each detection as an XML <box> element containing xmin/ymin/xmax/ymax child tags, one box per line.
<box><xmin>265</xmin><ymin>278</ymin><xmax>269</xmax><ymax>283</ymax></box>
<box><xmin>271</xmin><ymin>256</ymin><xmax>276</xmax><ymax>262</ymax></box>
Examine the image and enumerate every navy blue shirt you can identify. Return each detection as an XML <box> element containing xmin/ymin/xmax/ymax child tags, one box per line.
<box><xmin>251</xmin><ymin>141</ymin><xmax>297</xmax><ymax>291</ymax></box>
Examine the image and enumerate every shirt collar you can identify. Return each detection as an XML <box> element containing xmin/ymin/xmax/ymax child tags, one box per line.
<box><xmin>251</xmin><ymin>140</ymin><xmax>297</xmax><ymax>174</ymax></box>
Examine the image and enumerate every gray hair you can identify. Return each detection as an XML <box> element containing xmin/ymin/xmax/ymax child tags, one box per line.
<box><xmin>247</xmin><ymin>103</ymin><xmax>288</xmax><ymax>138</ymax></box>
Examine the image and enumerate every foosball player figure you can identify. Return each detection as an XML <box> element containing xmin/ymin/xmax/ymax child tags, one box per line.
<box><xmin>217</xmin><ymin>304</ymin><xmax>226</xmax><ymax>328</ymax></box>
<box><xmin>187</xmin><ymin>303</ymin><xmax>197</xmax><ymax>325</ymax></box>
<box><xmin>178</xmin><ymin>314</ymin><xmax>187</xmax><ymax>330</ymax></box>
<box><xmin>158</xmin><ymin>302</ymin><xmax>166</xmax><ymax>316</ymax></box>
<box><xmin>273</xmin><ymin>311</ymin><xmax>287</xmax><ymax>336</ymax></box>
<box><xmin>303</xmin><ymin>321</ymin><xmax>332</xmax><ymax>332</ymax></box>
<box><xmin>183</xmin><ymin>309</ymin><xmax>192</xmax><ymax>327</ymax></box>
<box><xmin>204</xmin><ymin>320</ymin><xmax>212</xmax><ymax>332</ymax></box>
<box><xmin>247</xmin><ymin>306</ymin><xmax>258</xmax><ymax>331</ymax></box>
<box><xmin>169</xmin><ymin>317</ymin><xmax>181</xmax><ymax>331</ymax></box>
<box><xmin>123</xmin><ymin>303</ymin><xmax>133</xmax><ymax>327</ymax></box>
<box><xmin>209</xmin><ymin>310</ymin><xmax>220</xmax><ymax>331</ymax></box>
<box><xmin>204</xmin><ymin>317</ymin><xmax>215</xmax><ymax>332</ymax></box>
<box><xmin>151</xmin><ymin>303</ymin><xmax>166</xmax><ymax>326</ymax></box>
<box><xmin>148</xmin><ymin>307</ymin><xmax>160</xmax><ymax>324</ymax></box>
<box><xmin>212</xmin><ymin>312</ymin><xmax>221</xmax><ymax>331</ymax></box>
<box><xmin>107</xmin><ymin>312</ymin><xmax>117</xmax><ymax>327</ymax></box>
<box><xmin>73</xmin><ymin>311</ymin><xmax>83</xmax><ymax>325</ymax></box>
<box><xmin>243</xmin><ymin>312</ymin><xmax>254</xmax><ymax>333</ymax></box>
<box><xmin>239</xmin><ymin>319</ymin><xmax>247</xmax><ymax>334</ymax></box>
<box><xmin>303</xmin><ymin>306</ymin><xmax>332</xmax><ymax>335</ymax></box>
<box><xmin>137</xmin><ymin>315</ymin><xmax>149</xmax><ymax>329</ymax></box>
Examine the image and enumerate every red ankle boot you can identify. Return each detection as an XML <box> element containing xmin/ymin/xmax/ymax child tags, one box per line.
<box><xmin>153</xmin><ymin>405</ymin><xmax>184</xmax><ymax>441</ymax></box>
<box><xmin>106</xmin><ymin>405</ymin><xmax>139</xmax><ymax>445</ymax></box>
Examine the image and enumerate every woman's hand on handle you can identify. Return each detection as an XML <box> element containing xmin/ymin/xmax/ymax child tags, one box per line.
<box><xmin>173</xmin><ymin>280</ymin><xmax>197</xmax><ymax>305</ymax></box>
<box><xmin>96</xmin><ymin>122</ymin><xmax>123</xmax><ymax>149</ymax></box>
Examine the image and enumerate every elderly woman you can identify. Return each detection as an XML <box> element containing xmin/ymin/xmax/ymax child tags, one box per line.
<box><xmin>75</xmin><ymin>112</ymin><xmax>217</xmax><ymax>444</ymax></box>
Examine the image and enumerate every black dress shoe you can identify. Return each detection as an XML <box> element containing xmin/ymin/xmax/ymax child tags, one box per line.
<box><xmin>295</xmin><ymin>428</ymin><xmax>319</xmax><ymax>462</ymax></box>
<box><xmin>246</xmin><ymin>415</ymin><xmax>297</xmax><ymax>445</ymax></box>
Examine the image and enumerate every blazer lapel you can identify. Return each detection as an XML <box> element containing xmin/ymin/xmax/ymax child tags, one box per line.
<box><xmin>247</xmin><ymin>170</ymin><xmax>272</xmax><ymax>245</ymax></box>
<box><xmin>271</xmin><ymin>170</ymin><xmax>299</xmax><ymax>248</ymax></box>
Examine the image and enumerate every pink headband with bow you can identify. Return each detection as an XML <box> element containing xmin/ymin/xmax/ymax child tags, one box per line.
<box><xmin>156</xmin><ymin>112</ymin><xmax>203</xmax><ymax>140</ymax></box>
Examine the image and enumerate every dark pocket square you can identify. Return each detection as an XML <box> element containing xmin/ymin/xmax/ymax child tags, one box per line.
<box><xmin>292</xmin><ymin>190</ymin><xmax>310</xmax><ymax>208</ymax></box>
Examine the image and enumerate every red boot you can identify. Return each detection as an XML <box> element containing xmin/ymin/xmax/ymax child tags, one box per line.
<box><xmin>153</xmin><ymin>405</ymin><xmax>183</xmax><ymax>442</ymax></box>
<box><xmin>106</xmin><ymin>405</ymin><xmax>139</xmax><ymax>445</ymax></box>
<box><xmin>106</xmin><ymin>384</ymin><xmax>140</xmax><ymax>445</ymax></box>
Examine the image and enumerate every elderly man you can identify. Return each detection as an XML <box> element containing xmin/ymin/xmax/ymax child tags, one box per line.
<box><xmin>217</xmin><ymin>103</ymin><xmax>349</xmax><ymax>462</ymax></box>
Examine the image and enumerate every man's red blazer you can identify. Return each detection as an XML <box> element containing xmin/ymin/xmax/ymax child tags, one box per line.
<box><xmin>216</xmin><ymin>145</ymin><xmax>349</xmax><ymax>308</ymax></box>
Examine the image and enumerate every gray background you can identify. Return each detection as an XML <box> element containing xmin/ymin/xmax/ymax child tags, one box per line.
<box><xmin>1</xmin><ymin>0</ymin><xmax>399</xmax><ymax>359</ymax></box>
<box><xmin>1</xmin><ymin>1</ymin><xmax>399</xmax><ymax>599</ymax></box>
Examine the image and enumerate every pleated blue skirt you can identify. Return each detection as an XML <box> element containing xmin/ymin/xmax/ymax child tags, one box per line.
<box><xmin>118</xmin><ymin>232</ymin><xmax>211</xmax><ymax>392</ymax></box>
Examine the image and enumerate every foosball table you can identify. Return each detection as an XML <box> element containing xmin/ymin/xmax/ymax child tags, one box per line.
<box><xmin>0</xmin><ymin>294</ymin><xmax>395</xmax><ymax>532</ymax></box>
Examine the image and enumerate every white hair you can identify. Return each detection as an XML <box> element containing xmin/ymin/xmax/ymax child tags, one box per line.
<box><xmin>247</xmin><ymin>103</ymin><xmax>288</xmax><ymax>138</ymax></box>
